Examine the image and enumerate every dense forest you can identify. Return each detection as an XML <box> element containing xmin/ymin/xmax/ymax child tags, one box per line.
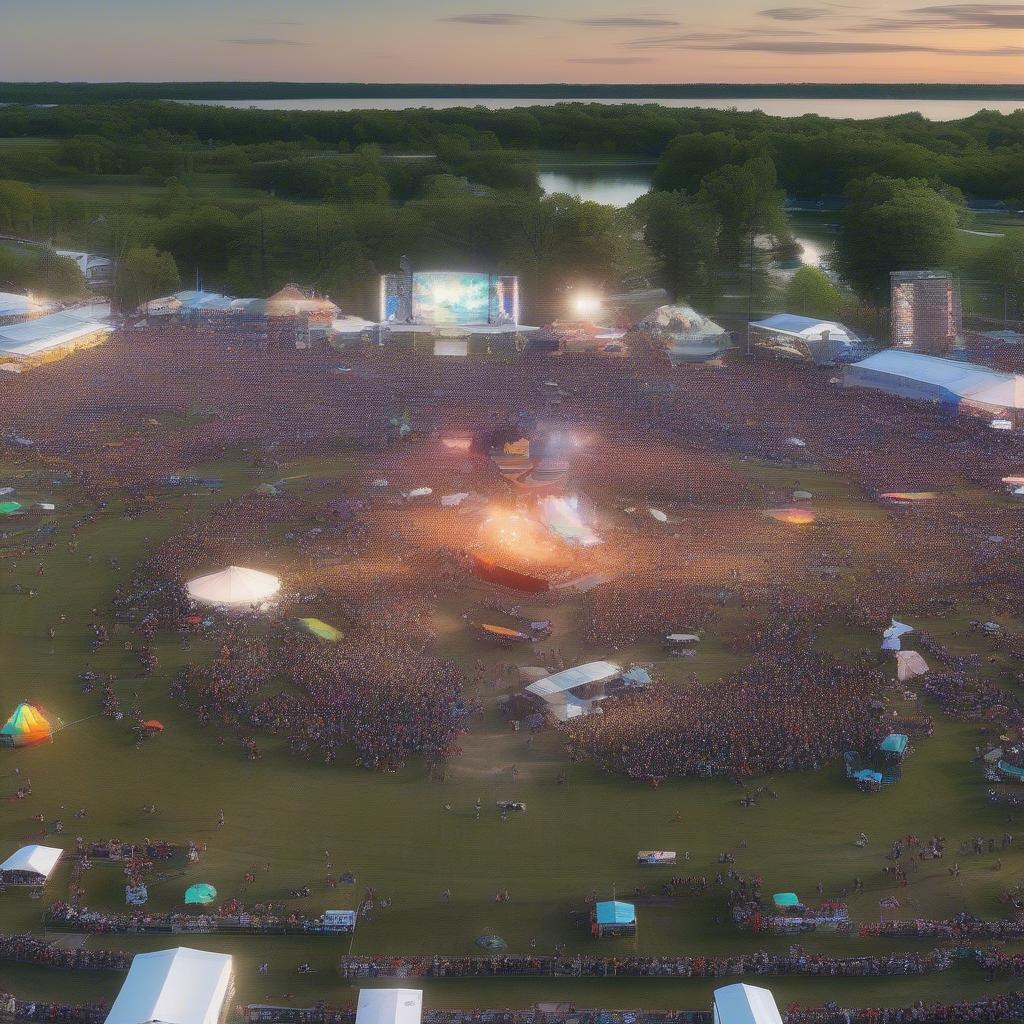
<box><xmin>0</xmin><ymin>100</ymin><xmax>1022</xmax><ymax>328</ymax></box>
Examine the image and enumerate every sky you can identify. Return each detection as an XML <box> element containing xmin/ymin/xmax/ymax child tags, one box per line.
<box><xmin>2</xmin><ymin>0</ymin><xmax>1024</xmax><ymax>84</ymax></box>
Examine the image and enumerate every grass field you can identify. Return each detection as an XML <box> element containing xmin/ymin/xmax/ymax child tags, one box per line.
<box><xmin>0</xmin><ymin>448</ymin><xmax>1023</xmax><ymax>1012</ymax></box>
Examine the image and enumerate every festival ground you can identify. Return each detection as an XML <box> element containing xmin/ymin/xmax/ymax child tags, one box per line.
<box><xmin>2</xmin><ymin>445</ymin><xmax>1024</xmax><ymax>1011</ymax></box>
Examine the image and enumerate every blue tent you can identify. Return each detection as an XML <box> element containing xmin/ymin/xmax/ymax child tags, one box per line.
<box><xmin>880</xmin><ymin>733</ymin><xmax>909</xmax><ymax>756</ymax></box>
<box><xmin>853</xmin><ymin>768</ymin><xmax>883</xmax><ymax>784</ymax></box>
<box><xmin>772</xmin><ymin>892</ymin><xmax>801</xmax><ymax>909</ymax></box>
<box><xmin>595</xmin><ymin>900</ymin><xmax>636</xmax><ymax>926</ymax></box>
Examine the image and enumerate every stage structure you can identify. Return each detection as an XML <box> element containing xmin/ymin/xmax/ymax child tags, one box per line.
<box><xmin>379</xmin><ymin>259</ymin><xmax>524</xmax><ymax>356</ymax></box>
<box><xmin>890</xmin><ymin>271</ymin><xmax>963</xmax><ymax>354</ymax></box>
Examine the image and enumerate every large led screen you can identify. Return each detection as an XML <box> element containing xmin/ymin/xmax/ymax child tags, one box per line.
<box><xmin>412</xmin><ymin>272</ymin><xmax>490</xmax><ymax>325</ymax></box>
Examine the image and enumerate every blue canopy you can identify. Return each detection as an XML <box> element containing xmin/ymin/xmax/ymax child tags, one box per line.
<box><xmin>880</xmin><ymin>733</ymin><xmax>909</xmax><ymax>755</ymax></box>
<box><xmin>595</xmin><ymin>900</ymin><xmax>636</xmax><ymax>925</ymax></box>
<box><xmin>853</xmin><ymin>768</ymin><xmax>884</xmax><ymax>783</ymax></box>
<box><xmin>772</xmin><ymin>892</ymin><xmax>800</xmax><ymax>908</ymax></box>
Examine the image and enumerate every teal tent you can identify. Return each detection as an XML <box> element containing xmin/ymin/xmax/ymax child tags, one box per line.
<box><xmin>879</xmin><ymin>733</ymin><xmax>909</xmax><ymax>756</ymax></box>
<box><xmin>772</xmin><ymin>892</ymin><xmax>801</xmax><ymax>909</ymax></box>
<box><xmin>184</xmin><ymin>882</ymin><xmax>217</xmax><ymax>906</ymax></box>
<box><xmin>0</xmin><ymin>502</ymin><xmax>22</xmax><ymax>516</ymax></box>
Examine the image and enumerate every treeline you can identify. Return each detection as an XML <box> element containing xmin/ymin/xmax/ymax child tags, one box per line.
<box><xmin>2</xmin><ymin>101</ymin><xmax>1024</xmax><ymax>200</ymax></box>
<box><xmin>2</xmin><ymin>82</ymin><xmax>1024</xmax><ymax>103</ymax></box>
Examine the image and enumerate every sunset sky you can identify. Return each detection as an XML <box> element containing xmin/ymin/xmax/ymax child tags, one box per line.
<box><xmin>3</xmin><ymin>0</ymin><xmax>1024</xmax><ymax>83</ymax></box>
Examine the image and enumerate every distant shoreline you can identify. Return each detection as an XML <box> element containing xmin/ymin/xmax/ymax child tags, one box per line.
<box><xmin>2</xmin><ymin>81</ymin><xmax>1024</xmax><ymax>103</ymax></box>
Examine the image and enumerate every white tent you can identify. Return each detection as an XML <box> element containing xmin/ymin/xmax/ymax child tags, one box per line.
<box><xmin>185</xmin><ymin>566</ymin><xmax>280</xmax><ymax>607</ymax></box>
<box><xmin>882</xmin><ymin>618</ymin><xmax>913</xmax><ymax>651</ymax></box>
<box><xmin>526</xmin><ymin>661</ymin><xmax>621</xmax><ymax>701</ymax></box>
<box><xmin>896</xmin><ymin>650</ymin><xmax>930</xmax><ymax>681</ymax></box>
<box><xmin>713</xmin><ymin>983</ymin><xmax>784</xmax><ymax>1024</ymax></box>
<box><xmin>0</xmin><ymin>844</ymin><xmax>62</xmax><ymax>883</ymax></box>
<box><xmin>356</xmin><ymin>989</ymin><xmax>423</xmax><ymax>1024</ymax></box>
<box><xmin>105</xmin><ymin>947</ymin><xmax>232</xmax><ymax>1024</ymax></box>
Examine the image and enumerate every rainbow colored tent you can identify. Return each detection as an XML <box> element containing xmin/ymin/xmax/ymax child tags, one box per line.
<box><xmin>0</xmin><ymin>703</ymin><xmax>52</xmax><ymax>747</ymax></box>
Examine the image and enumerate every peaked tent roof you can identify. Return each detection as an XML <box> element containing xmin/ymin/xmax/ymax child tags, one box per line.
<box><xmin>355</xmin><ymin>989</ymin><xmax>423</xmax><ymax>1024</ymax></box>
<box><xmin>750</xmin><ymin>314</ymin><xmax>858</xmax><ymax>344</ymax></box>
<box><xmin>185</xmin><ymin>566</ymin><xmax>280</xmax><ymax>606</ymax></box>
<box><xmin>0</xmin><ymin>844</ymin><xmax>62</xmax><ymax>879</ymax></box>
<box><xmin>849</xmin><ymin>350</ymin><xmax>1012</xmax><ymax>400</ymax></box>
<box><xmin>526</xmin><ymin>661</ymin><xmax>620</xmax><ymax>700</ymax></box>
<box><xmin>0</xmin><ymin>312</ymin><xmax>111</xmax><ymax>359</ymax></box>
<box><xmin>963</xmin><ymin>375</ymin><xmax>1024</xmax><ymax>410</ymax></box>
<box><xmin>713</xmin><ymin>983</ymin><xmax>784</xmax><ymax>1024</ymax></box>
<box><xmin>105</xmin><ymin>947</ymin><xmax>232</xmax><ymax>1024</ymax></box>
<box><xmin>0</xmin><ymin>702</ymin><xmax>52</xmax><ymax>745</ymax></box>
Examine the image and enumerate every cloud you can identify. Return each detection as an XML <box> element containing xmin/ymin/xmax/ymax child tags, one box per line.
<box><xmin>221</xmin><ymin>37</ymin><xmax>308</xmax><ymax>46</ymax></box>
<box><xmin>438</xmin><ymin>12</ymin><xmax>542</xmax><ymax>24</ymax></box>
<box><xmin>631</xmin><ymin>33</ymin><xmax>1024</xmax><ymax>54</ymax></box>
<box><xmin>862</xmin><ymin>3</ymin><xmax>1024</xmax><ymax>30</ymax></box>
<box><xmin>759</xmin><ymin>6</ymin><xmax>831</xmax><ymax>19</ymax></box>
<box><xmin>251</xmin><ymin>19</ymin><xmax>301</xmax><ymax>26</ymax></box>
<box><xmin>572</xmin><ymin>17</ymin><xmax>680</xmax><ymax>26</ymax></box>
<box><xmin>565</xmin><ymin>56</ymin><xmax>657</xmax><ymax>63</ymax></box>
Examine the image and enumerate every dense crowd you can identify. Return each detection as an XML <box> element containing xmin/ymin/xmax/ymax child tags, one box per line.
<box><xmin>337</xmin><ymin>951</ymin><xmax>954</xmax><ymax>979</ymax></box>
<box><xmin>565</xmin><ymin>649</ymin><xmax>888</xmax><ymax>781</ymax></box>
<box><xmin>0</xmin><ymin>933</ymin><xmax>130</xmax><ymax>972</ymax></box>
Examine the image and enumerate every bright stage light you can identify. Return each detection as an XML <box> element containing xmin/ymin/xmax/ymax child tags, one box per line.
<box><xmin>571</xmin><ymin>291</ymin><xmax>602</xmax><ymax>318</ymax></box>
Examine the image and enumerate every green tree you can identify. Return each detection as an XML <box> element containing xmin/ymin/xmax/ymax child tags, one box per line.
<box><xmin>698</xmin><ymin>156</ymin><xmax>788</xmax><ymax>247</ymax></box>
<box><xmin>972</xmin><ymin>235</ymin><xmax>1024</xmax><ymax>318</ymax></box>
<box><xmin>835</xmin><ymin>174</ymin><xmax>963</xmax><ymax>308</ymax></box>
<box><xmin>22</xmin><ymin>250</ymin><xmax>86</xmax><ymax>298</ymax></box>
<box><xmin>116</xmin><ymin>245</ymin><xmax>180</xmax><ymax>309</ymax></box>
<box><xmin>157</xmin><ymin>205</ymin><xmax>242</xmax><ymax>282</ymax></box>
<box><xmin>633</xmin><ymin>191</ymin><xmax>720</xmax><ymax>302</ymax></box>
<box><xmin>783</xmin><ymin>266</ymin><xmax>843</xmax><ymax>320</ymax></box>
<box><xmin>652</xmin><ymin>132</ymin><xmax>739</xmax><ymax>194</ymax></box>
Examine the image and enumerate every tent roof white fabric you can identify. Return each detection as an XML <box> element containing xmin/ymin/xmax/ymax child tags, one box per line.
<box><xmin>963</xmin><ymin>376</ymin><xmax>1024</xmax><ymax>410</ymax></box>
<box><xmin>105</xmin><ymin>947</ymin><xmax>232</xmax><ymax>1024</ymax></box>
<box><xmin>0</xmin><ymin>312</ymin><xmax>111</xmax><ymax>358</ymax></box>
<box><xmin>186</xmin><ymin>566</ymin><xmax>280</xmax><ymax>606</ymax></box>
<box><xmin>0</xmin><ymin>844</ymin><xmax>62</xmax><ymax>879</ymax></box>
<box><xmin>638</xmin><ymin>304</ymin><xmax>726</xmax><ymax>341</ymax></box>
<box><xmin>355</xmin><ymin>989</ymin><xmax>423</xmax><ymax>1024</ymax></box>
<box><xmin>526</xmin><ymin>661</ymin><xmax>620</xmax><ymax>700</ymax></box>
<box><xmin>850</xmin><ymin>350</ymin><xmax>1016</xmax><ymax>401</ymax></box>
<box><xmin>0</xmin><ymin>292</ymin><xmax>50</xmax><ymax>318</ymax></box>
<box><xmin>713</xmin><ymin>983</ymin><xmax>784</xmax><ymax>1024</ymax></box>
<box><xmin>896</xmin><ymin>650</ymin><xmax>930</xmax><ymax>681</ymax></box>
<box><xmin>750</xmin><ymin>314</ymin><xmax>858</xmax><ymax>345</ymax></box>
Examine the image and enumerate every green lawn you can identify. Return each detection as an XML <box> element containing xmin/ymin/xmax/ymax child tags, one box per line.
<box><xmin>0</xmin><ymin>452</ymin><xmax>1023</xmax><ymax>1011</ymax></box>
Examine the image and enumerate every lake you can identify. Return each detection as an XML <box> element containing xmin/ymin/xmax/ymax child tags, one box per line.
<box><xmin>538</xmin><ymin>165</ymin><xmax>654</xmax><ymax>207</ymax></box>
<box><xmin>199</xmin><ymin>96</ymin><xmax>1024</xmax><ymax>120</ymax></box>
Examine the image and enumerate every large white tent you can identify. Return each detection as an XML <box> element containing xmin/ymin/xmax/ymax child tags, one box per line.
<box><xmin>185</xmin><ymin>566</ymin><xmax>280</xmax><ymax>607</ymax></box>
<box><xmin>0</xmin><ymin>844</ymin><xmax>62</xmax><ymax>884</ymax></box>
<box><xmin>105</xmin><ymin>947</ymin><xmax>232</xmax><ymax>1024</ymax></box>
<box><xmin>713</xmin><ymin>983</ymin><xmax>784</xmax><ymax>1024</ymax></box>
<box><xmin>526</xmin><ymin>661</ymin><xmax>621</xmax><ymax>702</ymax></box>
<box><xmin>356</xmin><ymin>989</ymin><xmax>423</xmax><ymax>1024</ymax></box>
<box><xmin>749</xmin><ymin>314</ymin><xmax>860</xmax><ymax>366</ymax></box>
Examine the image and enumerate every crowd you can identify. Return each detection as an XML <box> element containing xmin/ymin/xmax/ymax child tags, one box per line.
<box><xmin>565</xmin><ymin>649</ymin><xmax>888</xmax><ymax>781</ymax></box>
<box><xmin>337</xmin><ymin>951</ymin><xmax>954</xmax><ymax>979</ymax></box>
<box><xmin>0</xmin><ymin>933</ymin><xmax>130</xmax><ymax>971</ymax></box>
<box><xmin>859</xmin><ymin>915</ymin><xmax>1024</xmax><ymax>940</ymax></box>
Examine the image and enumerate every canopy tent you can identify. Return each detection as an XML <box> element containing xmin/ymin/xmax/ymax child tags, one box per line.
<box><xmin>355</xmin><ymin>989</ymin><xmax>423</xmax><ymax>1024</ymax></box>
<box><xmin>896</xmin><ymin>650</ymin><xmax>929</xmax><ymax>681</ymax></box>
<box><xmin>105</xmin><ymin>947</ymin><xmax>232</xmax><ymax>1024</ymax></box>
<box><xmin>880</xmin><ymin>733</ymin><xmax>909</xmax><ymax>757</ymax></box>
<box><xmin>636</xmin><ymin>304</ymin><xmax>730</xmax><ymax>364</ymax></box>
<box><xmin>852</xmin><ymin>768</ymin><xmax>884</xmax><ymax>784</ymax></box>
<box><xmin>882</xmin><ymin>619</ymin><xmax>913</xmax><ymax>652</ymax></box>
<box><xmin>299</xmin><ymin>618</ymin><xmax>344</xmax><ymax>642</ymax></box>
<box><xmin>0</xmin><ymin>702</ymin><xmax>52</xmax><ymax>747</ymax></box>
<box><xmin>595</xmin><ymin>900</ymin><xmax>636</xmax><ymax>925</ymax></box>
<box><xmin>141</xmin><ymin>720</ymin><xmax>164</xmax><ymax>733</ymax></box>
<box><xmin>186</xmin><ymin>566</ymin><xmax>280</xmax><ymax>607</ymax></box>
<box><xmin>527</xmin><ymin>662</ymin><xmax>621</xmax><ymax>702</ymax></box>
<box><xmin>749</xmin><ymin>314</ymin><xmax>861</xmax><ymax>366</ymax></box>
<box><xmin>0</xmin><ymin>844</ymin><xmax>62</xmax><ymax>883</ymax></box>
<box><xmin>648</xmin><ymin>507</ymin><xmax>668</xmax><ymax>523</ymax></box>
<box><xmin>771</xmin><ymin>892</ymin><xmax>801</xmax><ymax>909</ymax></box>
<box><xmin>713</xmin><ymin>983</ymin><xmax>784</xmax><ymax>1024</ymax></box>
<box><xmin>0</xmin><ymin>501</ymin><xmax>22</xmax><ymax>515</ymax></box>
<box><xmin>184</xmin><ymin>883</ymin><xmax>218</xmax><ymax>906</ymax></box>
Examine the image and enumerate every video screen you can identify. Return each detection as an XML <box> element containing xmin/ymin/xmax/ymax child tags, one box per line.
<box><xmin>382</xmin><ymin>271</ymin><xmax>519</xmax><ymax>325</ymax></box>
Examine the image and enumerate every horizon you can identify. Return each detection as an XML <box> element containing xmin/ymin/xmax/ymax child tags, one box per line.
<box><xmin>3</xmin><ymin>0</ymin><xmax>1024</xmax><ymax>85</ymax></box>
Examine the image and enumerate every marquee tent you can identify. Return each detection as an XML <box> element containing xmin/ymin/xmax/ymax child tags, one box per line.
<box><xmin>0</xmin><ymin>702</ymin><xmax>52</xmax><ymax>746</ymax></box>
<box><xmin>713</xmin><ymin>983</ymin><xmax>784</xmax><ymax>1024</ymax></box>
<box><xmin>355</xmin><ymin>989</ymin><xmax>423</xmax><ymax>1024</ymax></box>
<box><xmin>105</xmin><ymin>947</ymin><xmax>232</xmax><ymax>1024</ymax></box>
<box><xmin>0</xmin><ymin>844</ymin><xmax>62</xmax><ymax>884</ymax></box>
<box><xmin>896</xmin><ymin>650</ymin><xmax>929</xmax><ymax>681</ymax></box>
<box><xmin>186</xmin><ymin>566</ymin><xmax>280</xmax><ymax>607</ymax></box>
<box><xmin>526</xmin><ymin>662</ymin><xmax>621</xmax><ymax>702</ymax></box>
<box><xmin>749</xmin><ymin>314</ymin><xmax>860</xmax><ymax>366</ymax></box>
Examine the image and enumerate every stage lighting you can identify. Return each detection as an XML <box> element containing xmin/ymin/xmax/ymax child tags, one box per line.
<box><xmin>571</xmin><ymin>291</ymin><xmax>602</xmax><ymax>318</ymax></box>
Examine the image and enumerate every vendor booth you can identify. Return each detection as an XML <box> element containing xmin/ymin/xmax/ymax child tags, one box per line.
<box><xmin>592</xmin><ymin>900</ymin><xmax>637</xmax><ymax>938</ymax></box>
<box><xmin>713</xmin><ymin>983</ymin><xmax>784</xmax><ymax>1024</ymax></box>
<box><xmin>0</xmin><ymin>844</ymin><xmax>62</xmax><ymax>886</ymax></box>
